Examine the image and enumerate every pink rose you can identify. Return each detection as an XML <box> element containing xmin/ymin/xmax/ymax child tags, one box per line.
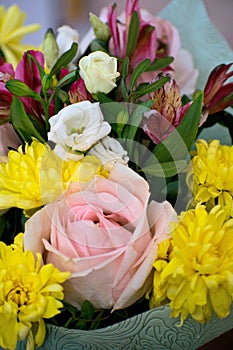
<box><xmin>24</xmin><ymin>163</ymin><xmax>176</xmax><ymax>310</ymax></box>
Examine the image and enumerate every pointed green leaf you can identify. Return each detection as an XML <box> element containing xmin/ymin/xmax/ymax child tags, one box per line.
<box><xmin>146</xmin><ymin>56</ymin><xmax>174</xmax><ymax>72</ymax></box>
<box><xmin>6</xmin><ymin>79</ymin><xmax>43</xmax><ymax>103</ymax></box>
<box><xmin>131</xmin><ymin>75</ymin><xmax>170</xmax><ymax>99</ymax></box>
<box><xmin>119</xmin><ymin>57</ymin><xmax>130</xmax><ymax>101</ymax></box>
<box><xmin>126</xmin><ymin>11</ymin><xmax>140</xmax><ymax>57</ymax></box>
<box><xmin>10</xmin><ymin>97</ymin><xmax>45</xmax><ymax>143</ymax></box>
<box><xmin>130</xmin><ymin>59</ymin><xmax>150</xmax><ymax>91</ymax></box>
<box><xmin>140</xmin><ymin>160</ymin><xmax>187</xmax><ymax>178</ymax></box>
<box><xmin>56</xmin><ymin>69</ymin><xmax>78</xmax><ymax>88</ymax></box>
<box><xmin>153</xmin><ymin>91</ymin><xmax>203</xmax><ymax>163</ymax></box>
<box><xmin>121</xmin><ymin>57</ymin><xmax>129</xmax><ymax>79</ymax></box>
<box><xmin>49</xmin><ymin>42</ymin><xmax>78</xmax><ymax>77</ymax></box>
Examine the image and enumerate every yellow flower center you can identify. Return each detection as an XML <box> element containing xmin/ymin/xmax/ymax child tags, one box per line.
<box><xmin>7</xmin><ymin>284</ymin><xmax>29</xmax><ymax>306</ymax></box>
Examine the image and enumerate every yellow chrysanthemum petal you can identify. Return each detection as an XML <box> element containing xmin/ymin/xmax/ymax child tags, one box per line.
<box><xmin>187</xmin><ymin>139</ymin><xmax>233</xmax><ymax>218</ymax></box>
<box><xmin>150</xmin><ymin>205</ymin><xmax>233</xmax><ymax>323</ymax></box>
<box><xmin>0</xmin><ymin>140</ymin><xmax>108</xmax><ymax>213</ymax></box>
<box><xmin>0</xmin><ymin>237</ymin><xmax>70</xmax><ymax>349</ymax></box>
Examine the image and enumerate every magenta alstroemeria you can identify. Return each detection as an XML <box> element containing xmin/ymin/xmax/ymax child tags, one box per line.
<box><xmin>0</xmin><ymin>51</ymin><xmax>46</xmax><ymax>123</ymax></box>
<box><xmin>14</xmin><ymin>50</ymin><xmax>45</xmax><ymax>118</ymax></box>
<box><xmin>107</xmin><ymin>0</ymin><xmax>157</xmax><ymax>70</ymax></box>
<box><xmin>142</xmin><ymin>77</ymin><xmax>190</xmax><ymax>144</ymax></box>
<box><xmin>204</xmin><ymin>63</ymin><xmax>233</xmax><ymax>114</ymax></box>
<box><xmin>0</xmin><ymin>62</ymin><xmax>15</xmax><ymax>122</ymax></box>
<box><xmin>68</xmin><ymin>77</ymin><xmax>92</xmax><ymax>103</ymax></box>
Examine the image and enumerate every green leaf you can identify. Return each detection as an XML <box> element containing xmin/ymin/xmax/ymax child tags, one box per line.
<box><xmin>6</xmin><ymin>79</ymin><xmax>43</xmax><ymax>103</ymax></box>
<box><xmin>56</xmin><ymin>69</ymin><xmax>78</xmax><ymax>88</ymax></box>
<box><xmin>10</xmin><ymin>97</ymin><xmax>45</xmax><ymax>143</ymax></box>
<box><xmin>81</xmin><ymin>300</ymin><xmax>95</xmax><ymax>320</ymax></box>
<box><xmin>121</xmin><ymin>57</ymin><xmax>129</xmax><ymax>79</ymax></box>
<box><xmin>153</xmin><ymin>91</ymin><xmax>203</xmax><ymax>163</ymax></box>
<box><xmin>140</xmin><ymin>160</ymin><xmax>187</xmax><ymax>178</ymax></box>
<box><xmin>49</xmin><ymin>42</ymin><xmax>78</xmax><ymax>77</ymax></box>
<box><xmin>123</xmin><ymin>103</ymin><xmax>150</xmax><ymax>141</ymax></box>
<box><xmin>131</xmin><ymin>75</ymin><xmax>170</xmax><ymax>100</ymax></box>
<box><xmin>146</xmin><ymin>56</ymin><xmax>174</xmax><ymax>72</ymax></box>
<box><xmin>126</xmin><ymin>11</ymin><xmax>140</xmax><ymax>56</ymax></box>
<box><xmin>119</xmin><ymin>57</ymin><xmax>130</xmax><ymax>101</ymax></box>
<box><xmin>90</xmin><ymin>39</ymin><xmax>108</xmax><ymax>53</ymax></box>
<box><xmin>130</xmin><ymin>59</ymin><xmax>150</xmax><ymax>91</ymax></box>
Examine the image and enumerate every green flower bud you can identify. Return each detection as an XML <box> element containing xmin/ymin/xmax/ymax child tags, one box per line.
<box><xmin>56</xmin><ymin>89</ymin><xmax>69</xmax><ymax>104</ymax></box>
<box><xmin>42</xmin><ymin>28</ymin><xmax>59</xmax><ymax>69</ymax></box>
<box><xmin>42</xmin><ymin>74</ymin><xmax>53</xmax><ymax>91</ymax></box>
<box><xmin>89</xmin><ymin>13</ymin><xmax>111</xmax><ymax>42</ymax></box>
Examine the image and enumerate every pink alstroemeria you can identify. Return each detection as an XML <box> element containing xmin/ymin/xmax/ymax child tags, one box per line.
<box><xmin>107</xmin><ymin>0</ymin><xmax>157</xmax><ymax>70</ymax></box>
<box><xmin>142</xmin><ymin>77</ymin><xmax>190</xmax><ymax>144</ymax></box>
<box><xmin>204</xmin><ymin>63</ymin><xmax>233</xmax><ymax>114</ymax></box>
<box><xmin>15</xmin><ymin>50</ymin><xmax>45</xmax><ymax>118</ymax></box>
<box><xmin>0</xmin><ymin>61</ymin><xmax>14</xmax><ymax>121</ymax></box>
<box><xmin>0</xmin><ymin>51</ymin><xmax>47</xmax><ymax>124</ymax></box>
<box><xmin>68</xmin><ymin>77</ymin><xmax>92</xmax><ymax>103</ymax></box>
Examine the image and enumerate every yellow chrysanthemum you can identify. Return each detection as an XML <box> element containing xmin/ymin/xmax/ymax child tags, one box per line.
<box><xmin>0</xmin><ymin>5</ymin><xmax>41</xmax><ymax>68</ymax></box>
<box><xmin>0</xmin><ymin>140</ymin><xmax>108</xmax><ymax>214</ymax></box>
<box><xmin>187</xmin><ymin>139</ymin><xmax>233</xmax><ymax>216</ymax></box>
<box><xmin>150</xmin><ymin>205</ymin><xmax>233</xmax><ymax>324</ymax></box>
<box><xmin>0</xmin><ymin>233</ymin><xmax>70</xmax><ymax>350</ymax></box>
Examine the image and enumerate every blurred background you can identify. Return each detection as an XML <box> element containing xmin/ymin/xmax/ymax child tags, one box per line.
<box><xmin>1</xmin><ymin>0</ymin><xmax>233</xmax><ymax>49</ymax></box>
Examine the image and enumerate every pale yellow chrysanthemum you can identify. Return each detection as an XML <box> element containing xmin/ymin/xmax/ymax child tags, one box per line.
<box><xmin>0</xmin><ymin>5</ymin><xmax>41</xmax><ymax>68</ymax></box>
<box><xmin>0</xmin><ymin>140</ymin><xmax>108</xmax><ymax>214</ymax></box>
<box><xmin>149</xmin><ymin>205</ymin><xmax>233</xmax><ymax>324</ymax></box>
<box><xmin>186</xmin><ymin>139</ymin><xmax>233</xmax><ymax>217</ymax></box>
<box><xmin>0</xmin><ymin>233</ymin><xmax>70</xmax><ymax>350</ymax></box>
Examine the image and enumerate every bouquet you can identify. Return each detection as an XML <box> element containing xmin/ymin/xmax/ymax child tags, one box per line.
<box><xmin>0</xmin><ymin>1</ymin><xmax>233</xmax><ymax>349</ymax></box>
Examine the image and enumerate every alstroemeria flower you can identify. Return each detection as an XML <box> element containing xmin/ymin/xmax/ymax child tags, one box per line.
<box><xmin>68</xmin><ymin>77</ymin><xmax>92</xmax><ymax>104</ymax></box>
<box><xmin>0</xmin><ymin>50</ymin><xmax>54</xmax><ymax>127</ymax></box>
<box><xmin>142</xmin><ymin>77</ymin><xmax>190</xmax><ymax>143</ymax></box>
<box><xmin>24</xmin><ymin>163</ymin><xmax>176</xmax><ymax>311</ymax></box>
<box><xmin>0</xmin><ymin>60</ymin><xmax>15</xmax><ymax>121</ymax></box>
<box><xmin>203</xmin><ymin>62</ymin><xmax>233</xmax><ymax>115</ymax></box>
<box><xmin>48</xmin><ymin>101</ymin><xmax>111</xmax><ymax>160</ymax></box>
<box><xmin>107</xmin><ymin>0</ymin><xmax>157</xmax><ymax>70</ymax></box>
<box><xmin>14</xmin><ymin>50</ymin><xmax>47</xmax><ymax>119</ymax></box>
<box><xmin>106</xmin><ymin>0</ymin><xmax>198</xmax><ymax>96</ymax></box>
<box><xmin>0</xmin><ymin>4</ymin><xmax>40</xmax><ymax>68</ymax></box>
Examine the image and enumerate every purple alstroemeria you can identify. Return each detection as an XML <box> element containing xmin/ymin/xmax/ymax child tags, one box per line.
<box><xmin>142</xmin><ymin>77</ymin><xmax>190</xmax><ymax>144</ymax></box>
<box><xmin>204</xmin><ymin>63</ymin><xmax>233</xmax><ymax>114</ymax></box>
<box><xmin>0</xmin><ymin>61</ymin><xmax>15</xmax><ymax>122</ymax></box>
<box><xmin>15</xmin><ymin>50</ymin><xmax>45</xmax><ymax>118</ymax></box>
<box><xmin>68</xmin><ymin>77</ymin><xmax>92</xmax><ymax>103</ymax></box>
<box><xmin>107</xmin><ymin>0</ymin><xmax>157</xmax><ymax>70</ymax></box>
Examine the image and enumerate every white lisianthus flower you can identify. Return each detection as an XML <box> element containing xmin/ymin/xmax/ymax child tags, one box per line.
<box><xmin>79</xmin><ymin>51</ymin><xmax>120</xmax><ymax>94</ymax></box>
<box><xmin>87</xmin><ymin>136</ymin><xmax>129</xmax><ymax>170</ymax></box>
<box><xmin>48</xmin><ymin>101</ymin><xmax>111</xmax><ymax>160</ymax></box>
<box><xmin>56</xmin><ymin>25</ymin><xmax>80</xmax><ymax>69</ymax></box>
